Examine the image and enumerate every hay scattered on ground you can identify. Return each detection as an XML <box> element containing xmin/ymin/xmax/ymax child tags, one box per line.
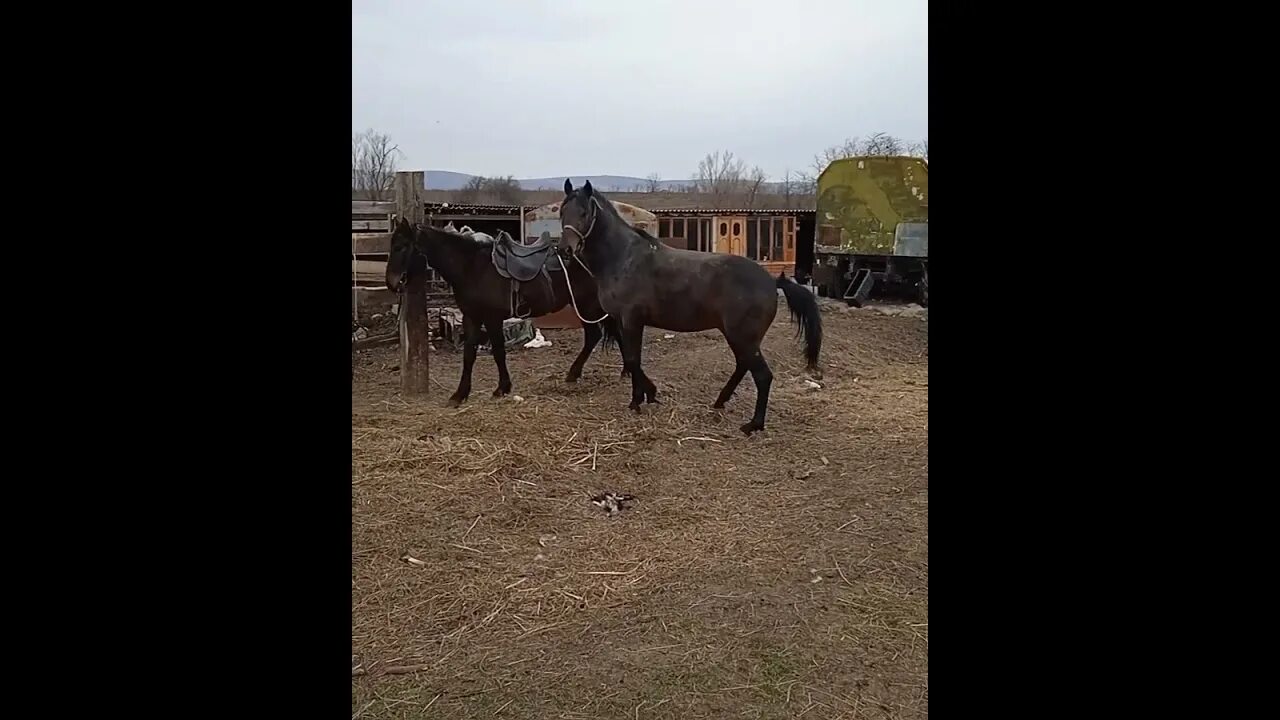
<box><xmin>353</xmin><ymin>299</ymin><xmax>928</xmax><ymax>719</ymax></box>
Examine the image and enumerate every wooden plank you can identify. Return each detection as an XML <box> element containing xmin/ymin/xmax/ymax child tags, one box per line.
<box><xmin>351</xmin><ymin>200</ymin><xmax>396</xmax><ymax>213</ymax></box>
<box><xmin>351</xmin><ymin>233</ymin><xmax>390</xmax><ymax>254</ymax></box>
<box><xmin>353</xmin><ymin>259</ymin><xmax>387</xmax><ymax>282</ymax></box>
<box><xmin>352</xmin><ymin>219</ymin><xmax>389</xmax><ymax>232</ymax></box>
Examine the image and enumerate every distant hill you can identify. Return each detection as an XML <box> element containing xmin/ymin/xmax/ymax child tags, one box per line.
<box><xmin>425</xmin><ymin>171</ymin><xmax>690</xmax><ymax>192</ymax></box>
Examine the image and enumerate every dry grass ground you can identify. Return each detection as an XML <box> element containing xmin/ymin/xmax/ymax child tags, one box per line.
<box><xmin>352</xmin><ymin>300</ymin><xmax>928</xmax><ymax>719</ymax></box>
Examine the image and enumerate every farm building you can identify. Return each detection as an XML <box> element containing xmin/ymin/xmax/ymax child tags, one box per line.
<box><xmin>523</xmin><ymin>202</ymin><xmax>816</xmax><ymax>280</ymax></box>
<box><xmin>647</xmin><ymin>209</ymin><xmax>816</xmax><ymax>281</ymax></box>
<box><xmin>352</xmin><ymin>199</ymin><xmax>819</xmax><ymax>324</ymax></box>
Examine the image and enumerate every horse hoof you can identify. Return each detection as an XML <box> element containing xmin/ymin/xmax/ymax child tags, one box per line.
<box><xmin>446</xmin><ymin>397</ymin><xmax>464</xmax><ymax>408</ymax></box>
<box><xmin>739</xmin><ymin>420</ymin><xmax>764</xmax><ymax>435</ymax></box>
<box><xmin>629</xmin><ymin>402</ymin><xmax>641</xmax><ymax>413</ymax></box>
<box><xmin>712</xmin><ymin>402</ymin><xmax>726</xmax><ymax>410</ymax></box>
<box><xmin>564</xmin><ymin>374</ymin><xmax>580</xmax><ymax>384</ymax></box>
<box><xmin>493</xmin><ymin>389</ymin><xmax>510</xmax><ymax>399</ymax></box>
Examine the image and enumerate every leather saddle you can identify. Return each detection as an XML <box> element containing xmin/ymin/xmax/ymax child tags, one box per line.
<box><xmin>492</xmin><ymin>230</ymin><xmax>556</xmax><ymax>282</ymax></box>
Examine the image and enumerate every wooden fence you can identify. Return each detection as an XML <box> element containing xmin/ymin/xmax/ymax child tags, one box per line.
<box><xmin>351</xmin><ymin>199</ymin><xmax>454</xmax><ymax>320</ymax></box>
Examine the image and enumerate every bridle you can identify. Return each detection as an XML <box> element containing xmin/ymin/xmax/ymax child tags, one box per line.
<box><xmin>557</xmin><ymin>195</ymin><xmax>611</xmax><ymax>323</ymax></box>
<box><xmin>394</xmin><ymin>224</ymin><xmax>425</xmax><ymax>292</ymax></box>
<box><xmin>560</xmin><ymin>196</ymin><xmax>603</xmax><ymax>256</ymax></box>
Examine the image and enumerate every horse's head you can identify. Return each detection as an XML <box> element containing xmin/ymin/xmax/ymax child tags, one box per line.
<box><xmin>559</xmin><ymin>178</ymin><xmax>598</xmax><ymax>255</ymax></box>
<box><xmin>385</xmin><ymin>217</ymin><xmax>425</xmax><ymax>293</ymax></box>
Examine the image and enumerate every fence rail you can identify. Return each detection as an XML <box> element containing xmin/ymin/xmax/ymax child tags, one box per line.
<box><xmin>351</xmin><ymin>198</ymin><xmax>451</xmax><ymax>321</ymax></box>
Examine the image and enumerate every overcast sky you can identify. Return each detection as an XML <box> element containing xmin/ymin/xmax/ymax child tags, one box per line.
<box><xmin>352</xmin><ymin>0</ymin><xmax>927</xmax><ymax>181</ymax></box>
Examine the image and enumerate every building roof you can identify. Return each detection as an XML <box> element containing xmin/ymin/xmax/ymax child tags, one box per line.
<box><xmin>423</xmin><ymin>202</ymin><xmax>523</xmax><ymax>214</ymax></box>
<box><xmin>651</xmin><ymin>208</ymin><xmax>815</xmax><ymax>216</ymax></box>
<box><xmin>418</xmin><ymin>202</ymin><xmax>815</xmax><ymax>217</ymax></box>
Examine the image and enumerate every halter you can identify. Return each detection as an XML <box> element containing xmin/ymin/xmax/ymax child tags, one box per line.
<box><xmin>394</xmin><ymin>224</ymin><xmax>425</xmax><ymax>292</ymax></box>
<box><xmin>560</xmin><ymin>196</ymin><xmax>603</xmax><ymax>251</ymax></box>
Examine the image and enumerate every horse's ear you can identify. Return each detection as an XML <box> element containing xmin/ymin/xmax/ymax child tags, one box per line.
<box><xmin>583</xmin><ymin>179</ymin><xmax>593</xmax><ymax>197</ymax></box>
<box><xmin>563</xmin><ymin>178</ymin><xmax>574</xmax><ymax>195</ymax></box>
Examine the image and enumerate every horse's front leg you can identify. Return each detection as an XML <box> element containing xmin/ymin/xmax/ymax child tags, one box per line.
<box><xmin>620</xmin><ymin>322</ymin><xmax>658</xmax><ymax>411</ymax></box>
<box><xmin>565</xmin><ymin>321</ymin><xmax>601</xmax><ymax>383</ymax></box>
<box><xmin>485</xmin><ymin>315</ymin><xmax>513</xmax><ymax>398</ymax></box>
<box><xmin>448</xmin><ymin>314</ymin><xmax>482</xmax><ymax>408</ymax></box>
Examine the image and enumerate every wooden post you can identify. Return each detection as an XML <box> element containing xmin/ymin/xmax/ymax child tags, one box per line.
<box><xmin>395</xmin><ymin>171</ymin><xmax>429</xmax><ymax>396</ymax></box>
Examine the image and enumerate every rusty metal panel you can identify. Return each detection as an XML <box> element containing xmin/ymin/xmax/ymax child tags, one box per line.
<box><xmin>816</xmin><ymin>156</ymin><xmax>928</xmax><ymax>256</ymax></box>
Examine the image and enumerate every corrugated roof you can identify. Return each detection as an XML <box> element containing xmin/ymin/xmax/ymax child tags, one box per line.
<box><xmin>423</xmin><ymin>202</ymin><xmax>523</xmax><ymax>213</ymax></box>
<box><xmin>651</xmin><ymin>208</ymin><xmax>815</xmax><ymax>216</ymax></box>
<box><xmin>418</xmin><ymin>202</ymin><xmax>815</xmax><ymax>216</ymax></box>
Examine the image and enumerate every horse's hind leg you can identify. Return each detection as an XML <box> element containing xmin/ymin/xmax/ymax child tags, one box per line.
<box><xmin>484</xmin><ymin>315</ymin><xmax>514</xmax><ymax>398</ymax></box>
<box><xmin>565</xmin><ymin>321</ymin><xmax>602</xmax><ymax>383</ymax></box>
<box><xmin>713</xmin><ymin>329</ymin><xmax>761</xmax><ymax>408</ymax></box>
<box><xmin>740</xmin><ymin>350</ymin><xmax>774</xmax><ymax>435</ymax></box>
<box><xmin>713</xmin><ymin>352</ymin><xmax>750</xmax><ymax>409</ymax></box>
<box><xmin>608</xmin><ymin>318</ymin><xmax>631</xmax><ymax>379</ymax></box>
<box><xmin>448</xmin><ymin>314</ymin><xmax>483</xmax><ymax>408</ymax></box>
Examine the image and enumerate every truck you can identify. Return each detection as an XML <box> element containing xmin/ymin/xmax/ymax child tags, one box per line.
<box><xmin>809</xmin><ymin>156</ymin><xmax>928</xmax><ymax>307</ymax></box>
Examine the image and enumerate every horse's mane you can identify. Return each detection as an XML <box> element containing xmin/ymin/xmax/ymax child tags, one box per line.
<box><xmin>588</xmin><ymin>190</ymin><xmax>661</xmax><ymax>249</ymax></box>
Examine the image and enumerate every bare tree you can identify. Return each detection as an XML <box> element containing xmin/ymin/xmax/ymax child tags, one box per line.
<box><xmin>351</xmin><ymin>129</ymin><xmax>402</xmax><ymax>200</ymax></box>
<box><xmin>485</xmin><ymin>175</ymin><xmax>523</xmax><ymax>205</ymax></box>
<box><xmin>779</xmin><ymin>169</ymin><xmax>811</xmax><ymax>209</ymax></box>
<box><xmin>743</xmin><ymin>166</ymin><xmax>768</xmax><ymax>208</ymax></box>
<box><xmin>455</xmin><ymin>175</ymin><xmax>523</xmax><ymax>205</ymax></box>
<box><xmin>808</xmin><ymin>137</ymin><xmax>861</xmax><ymax>179</ymax></box>
<box><xmin>779</xmin><ymin>170</ymin><xmax>793</xmax><ymax>208</ymax></box>
<box><xmin>791</xmin><ymin>170</ymin><xmax>817</xmax><ymax>197</ymax></box>
<box><xmin>692</xmin><ymin>150</ymin><xmax>747</xmax><ymax>208</ymax></box>
<box><xmin>859</xmin><ymin>131</ymin><xmax>904</xmax><ymax>156</ymax></box>
<box><xmin>644</xmin><ymin>173</ymin><xmax>663</xmax><ymax>193</ymax></box>
<box><xmin>909</xmin><ymin>138</ymin><xmax>928</xmax><ymax>162</ymax></box>
<box><xmin>802</xmin><ymin>132</ymin><xmax>920</xmax><ymax>185</ymax></box>
<box><xmin>457</xmin><ymin>176</ymin><xmax>486</xmax><ymax>203</ymax></box>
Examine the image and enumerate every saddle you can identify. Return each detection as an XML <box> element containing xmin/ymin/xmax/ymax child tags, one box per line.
<box><xmin>492</xmin><ymin>230</ymin><xmax>555</xmax><ymax>282</ymax></box>
<box><xmin>490</xmin><ymin>230</ymin><xmax>560</xmax><ymax>318</ymax></box>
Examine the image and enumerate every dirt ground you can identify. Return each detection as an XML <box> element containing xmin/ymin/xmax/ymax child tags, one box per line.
<box><xmin>352</xmin><ymin>299</ymin><xmax>928</xmax><ymax>719</ymax></box>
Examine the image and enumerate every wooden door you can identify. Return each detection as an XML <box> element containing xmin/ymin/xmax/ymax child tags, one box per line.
<box><xmin>714</xmin><ymin>216</ymin><xmax>746</xmax><ymax>256</ymax></box>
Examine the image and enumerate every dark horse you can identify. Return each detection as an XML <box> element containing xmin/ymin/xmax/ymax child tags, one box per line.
<box><xmin>385</xmin><ymin>218</ymin><xmax>624</xmax><ymax>407</ymax></box>
<box><xmin>558</xmin><ymin>180</ymin><xmax>823</xmax><ymax>434</ymax></box>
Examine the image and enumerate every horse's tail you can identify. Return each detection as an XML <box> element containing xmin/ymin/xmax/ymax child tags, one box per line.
<box><xmin>600</xmin><ymin>315</ymin><xmax>622</xmax><ymax>353</ymax></box>
<box><xmin>777</xmin><ymin>273</ymin><xmax>823</xmax><ymax>373</ymax></box>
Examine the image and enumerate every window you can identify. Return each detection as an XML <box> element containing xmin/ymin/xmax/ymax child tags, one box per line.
<box><xmin>746</xmin><ymin>220</ymin><xmax>757</xmax><ymax>259</ymax></box>
<box><xmin>773</xmin><ymin>217</ymin><xmax>784</xmax><ymax>261</ymax></box>
<box><xmin>659</xmin><ymin>219</ymin><xmax>670</xmax><ymax>237</ymax></box>
<box><xmin>672</xmin><ymin>219</ymin><xmax>685</xmax><ymax>238</ymax></box>
<box><xmin>702</xmin><ymin>220</ymin><xmax>712</xmax><ymax>252</ymax></box>
<box><xmin>719</xmin><ymin>222</ymin><xmax>728</xmax><ymax>236</ymax></box>
<box><xmin>686</xmin><ymin>220</ymin><xmax>699</xmax><ymax>251</ymax></box>
<box><xmin>786</xmin><ymin>217</ymin><xmax>795</xmax><ymax>251</ymax></box>
<box><xmin>732</xmin><ymin>221</ymin><xmax>741</xmax><ymax>235</ymax></box>
<box><xmin>758</xmin><ymin>218</ymin><xmax>771</xmax><ymax>260</ymax></box>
